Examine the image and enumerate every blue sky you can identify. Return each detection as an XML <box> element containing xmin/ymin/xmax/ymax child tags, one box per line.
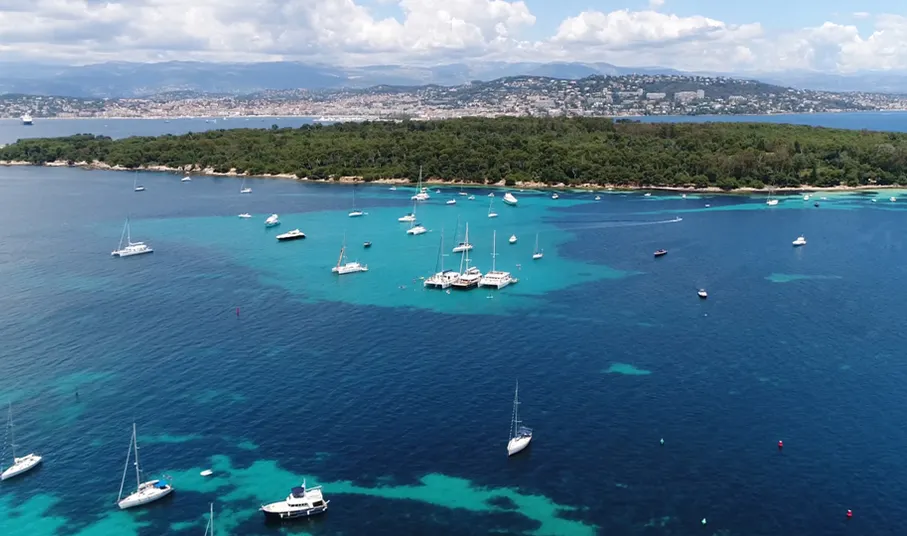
<box><xmin>2</xmin><ymin>0</ymin><xmax>906</xmax><ymax>72</ymax></box>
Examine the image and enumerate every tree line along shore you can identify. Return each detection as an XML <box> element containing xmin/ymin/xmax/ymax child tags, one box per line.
<box><xmin>1</xmin><ymin>117</ymin><xmax>906</xmax><ymax>190</ymax></box>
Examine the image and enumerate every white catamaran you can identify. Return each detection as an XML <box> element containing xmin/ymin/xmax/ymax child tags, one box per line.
<box><xmin>1</xmin><ymin>402</ymin><xmax>43</xmax><ymax>481</ymax></box>
<box><xmin>116</xmin><ymin>423</ymin><xmax>173</xmax><ymax>509</ymax></box>
<box><xmin>411</xmin><ymin>166</ymin><xmax>430</xmax><ymax>201</ymax></box>
<box><xmin>507</xmin><ymin>380</ymin><xmax>533</xmax><ymax>456</ymax></box>
<box><xmin>424</xmin><ymin>228</ymin><xmax>459</xmax><ymax>289</ymax></box>
<box><xmin>111</xmin><ymin>218</ymin><xmax>153</xmax><ymax>257</ymax></box>
<box><xmin>332</xmin><ymin>238</ymin><xmax>368</xmax><ymax>275</ymax></box>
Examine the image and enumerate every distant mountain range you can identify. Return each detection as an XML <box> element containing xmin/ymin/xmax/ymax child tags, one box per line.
<box><xmin>1</xmin><ymin>60</ymin><xmax>905</xmax><ymax>97</ymax></box>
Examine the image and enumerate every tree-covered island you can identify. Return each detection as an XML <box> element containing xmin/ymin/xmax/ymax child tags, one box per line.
<box><xmin>2</xmin><ymin>117</ymin><xmax>906</xmax><ymax>190</ymax></box>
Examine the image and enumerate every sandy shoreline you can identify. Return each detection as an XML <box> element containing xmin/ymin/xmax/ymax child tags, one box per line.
<box><xmin>0</xmin><ymin>159</ymin><xmax>900</xmax><ymax>194</ymax></box>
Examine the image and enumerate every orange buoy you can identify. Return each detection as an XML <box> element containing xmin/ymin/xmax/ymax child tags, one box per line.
<box><xmin>846</xmin><ymin>509</ymin><xmax>853</xmax><ymax>519</ymax></box>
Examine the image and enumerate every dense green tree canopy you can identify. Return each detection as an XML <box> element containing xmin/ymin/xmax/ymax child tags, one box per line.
<box><xmin>2</xmin><ymin>117</ymin><xmax>906</xmax><ymax>189</ymax></box>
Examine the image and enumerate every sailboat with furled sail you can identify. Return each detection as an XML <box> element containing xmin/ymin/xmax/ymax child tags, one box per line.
<box><xmin>203</xmin><ymin>503</ymin><xmax>215</xmax><ymax>535</ymax></box>
<box><xmin>507</xmin><ymin>380</ymin><xmax>532</xmax><ymax>456</ymax></box>
<box><xmin>116</xmin><ymin>423</ymin><xmax>173</xmax><ymax>509</ymax></box>
<box><xmin>1</xmin><ymin>402</ymin><xmax>43</xmax><ymax>480</ymax></box>
<box><xmin>332</xmin><ymin>236</ymin><xmax>368</xmax><ymax>275</ymax></box>
<box><xmin>424</xmin><ymin>227</ymin><xmax>458</xmax><ymax>289</ymax></box>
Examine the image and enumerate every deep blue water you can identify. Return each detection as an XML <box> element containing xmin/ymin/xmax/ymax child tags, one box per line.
<box><xmin>2</xmin><ymin>116</ymin><xmax>907</xmax><ymax>535</ymax></box>
<box><xmin>1</xmin><ymin>111</ymin><xmax>906</xmax><ymax>145</ymax></box>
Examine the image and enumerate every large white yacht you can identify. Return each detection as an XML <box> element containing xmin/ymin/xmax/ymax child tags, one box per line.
<box><xmin>276</xmin><ymin>229</ymin><xmax>306</xmax><ymax>241</ymax></box>
<box><xmin>479</xmin><ymin>231</ymin><xmax>517</xmax><ymax>289</ymax></box>
<box><xmin>260</xmin><ymin>481</ymin><xmax>329</xmax><ymax>520</ymax></box>
<box><xmin>451</xmin><ymin>225</ymin><xmax>482</xmax><ymax>290</ymax></box>
<box><xmin>0</xmin><ymin>403</ymin><xmax>42</xmax><ymax>481</ymax></box>
<box><xmin>503</xmin><ymin>192</ymin><xmax>518</xmax><ymax>206</ymax></box>
<box><xmin>117</xmin><ymin>423</ymin><xmax>173</xmax><ymax>509</ymax></box>
<box><xmin>265</xmin><ymin>214</ymin><xmax>280</xmax><ymax>227</ymax></box>
<box><xmin>111</xmin><ymin>218</ymin><xmax>153</xmax><ymax>257</ymax></box>
<box><xmin>792</xmin><ymin>236</ymin><xmax>807</xmax><ymax>246</ymax></box>
<box><xmin>21</xmin><ymin>114</ymin><xmax>33</xmax><ymax>125</ymax></box>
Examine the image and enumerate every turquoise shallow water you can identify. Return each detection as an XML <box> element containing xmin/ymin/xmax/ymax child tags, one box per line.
<box><xmin>2</xmin><ymin>162</ymin><xmax>907</xmax><ymax>535</ymax></box>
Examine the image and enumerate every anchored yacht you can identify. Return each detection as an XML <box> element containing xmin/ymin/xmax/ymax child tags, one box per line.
<box><xmin>1</xmin><ymin>402</ymin><xmax>42</xmax><ymax>481</ymax></box>
<box><xmin>792</xmin><ymin>236</ymin><xmax>807</xmax><ymax>246</ymax></box>
<box><xmin>479</xmin><ymin>231</ymin><xmax>517</xmax><ymax>289</ymax></box>
<box><xmin>276</xmin><ymin>229</ymin><xmax>306</xmax><ymax>241</ymax></box>
<box><xmin>503</xmin><ymin>192</ymin><xmax>518</xmax><ymax>206</ymax></box>
<box><xmin>425</xmin><ymin>229</ymin><xmax>459</xmax><ymax>289</ymax></box>
<box><xmin>260</xmin><ymin>481</ymin><xmax>329</xmax><ymax>521</ymax></box>
<box><xmin>21</xmin><ymin>114</ymin><xmax>33</xmax><ymax>125</ymax></box>
<box><xmin>111</xmin><ymin>218</ymin><xmax>153</xmax><ymax>257</ymax></box>
<box><xmin>116</xmin><ymin>423</ymin><xmax>173</xmax><ymax>509</ymax></box>
<box><xmin>332</xmin><ymin>239</ymin><xmax>368</xmax><ymax>274</ymax></box>
<box><xmin>265</xmin><ymin>214</ymin><xmax>280</xmax><ymax>227</ymax></box>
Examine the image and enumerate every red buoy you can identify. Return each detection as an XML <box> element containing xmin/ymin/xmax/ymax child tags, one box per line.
<box><xmin>236</xmin><ymin>307</ymin><xmax>240</xmax><ymax>317</ymax></box>
<box><xmin>846</xmin><ymin>509</ymin><xmax>853</xmax><ymax>519</ymax></box>
<box><xmin>778</xmin><ymin>440</ymin><xmax>783</xmax><ymax>450</ymax></box>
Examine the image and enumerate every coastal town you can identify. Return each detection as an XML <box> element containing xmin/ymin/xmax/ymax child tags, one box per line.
<box><xmin>2</xmin><ymin>74</ymin><xmax>906</xmax><ymax>121</ymax></box>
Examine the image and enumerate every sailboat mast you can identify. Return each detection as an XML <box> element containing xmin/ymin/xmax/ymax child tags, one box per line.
<box><xmin>117</xmin><ymin>426</ymin><xmax>134</xmax><ymax>502</ymax></box>
<box><xmin>513</xmin><ymin>380</ymin><xmax>521</xmax><ymax>435</ymax></box>
<box><xmin>463</xmin><ymin>224</ymin><xmax>471</xmax><ymax>269</ymax></box>
<box><xmin>7</xmin><ymin>402</ymin><xmax>15</xmax><ymax>460</ymax></box>
<box><xmin>534</xmin><ymin>233</ymin><xmax>539</xmax><ymax>254</ymax></box>
<box><xmin>491</xmin><ymin>231</ymin><xmax>497</xmax><ymax>272</ymax></box>
<box><xmin>210</xmin><ymin>502</ymin><xmax>215</xmax><ymax>536</ymax></box>
<box><xmin>132</xmin><ymin>423</ymin><xmax>142</xmax><ymax>490</ymax></box>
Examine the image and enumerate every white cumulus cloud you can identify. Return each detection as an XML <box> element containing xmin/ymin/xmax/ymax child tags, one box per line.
<box><xmin>0</xmin><ymin>1</ymin><xmax>905</xmax><ymax>74</ymax></box>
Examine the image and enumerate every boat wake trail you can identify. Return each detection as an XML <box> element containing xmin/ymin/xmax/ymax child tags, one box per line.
<box><xmin>556</xmin><ymin>217</ymin><xmax>683</xmax><ymax>232</ymax></box>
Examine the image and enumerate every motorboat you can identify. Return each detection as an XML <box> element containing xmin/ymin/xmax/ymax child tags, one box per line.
<box><xmin>594</xmin><ymin>195</ymin><xmax>601</xmax><ymax>200</ymax></box>
<box><xmin>792</xmin><ymin>236</ymin><xmax>807</xmax><ymax>246</ymax></box>
<box><xmin>503</xmin><ymin>192</ymin><xmax>518</xmax><ymax>206</ymax></box>
<box><xmin>551</xmin><ymin>193</ymin><xmax>559</xmax><ymax>199</ymax></box>
<box><xmin>238</xmin><ymin>213</ymin><xmax>252</xmax><ymax>218</ymax></box>
<box><xmin>435</xmin><ymin>189</ymin><xmax>441</xmax><ymax>194</ymax></box>
<box><xmin>508</xmin><ymin>235</ymin><xmax>517</xmax><ymax>244</ymax></box>
<box><xmin>803</xmin><ymin>194</ymin><xmax>810</xmax><ymax>201</ymax></box>
<box><xmin>507</xmin><ymin>381</ymin><xmax>532</xmax><ymax>456</ymax></box>
<box><xmin>698</xmin><ymin>289</ymin><xmax>708</xmax><ymax>299</ymax></box>
<box><xmin>181</xmin><ymin>176</ymin><xmax>192</xmax><ymax>182</ymax></box>
<box><xmin>468</xmin><ymin>195</ymin><xmax>475</xmax><ymax>200</ymax></box>
<box><xmin>117</xmin><ymin>423</ymin><xmax>173</xmax><ymax>509</ymax></box>
<box><xmin>348</xmin><ymin>210</ymin><xmax>365</xmax><ymax>217</ymax></box>
<box><xmin>134</xmin><ymin>186</ymin><xmax>146</xmax><ymax>192</ymax></box>
<box><xmin>766</xmin><ymin>199</ymin><xmax>779</xmax><ymax>206</ymax></box>
<box><xmin>488</xmin><ymin>193</ymin><xmax>495</xmax><ymax>197</ymax></box>
<box><xmin>265</xmin><ymin>214</ymin><xmax>280</xmax><ymax>227</ymax></box>
<box><xmin>643</xmin><ymin>193</ymin><xmax>650</xmax><ymax>197</ymax></box>
<box><xmin>389</xmin><ymin>186</ymin><xmax>397</xmax><ymax>191</ymax></box>
<box><xmin>814</xmin><ymin>202</ymin><xmax>820</xmax><ymax>207</ymax></box>
<box><xmin>260</xmin><ymin>481</ymin><xmax>329</xmax><ymax>521</ymax></box>
<box><xmin>451</xmin><ymin>267</ymin><xmax>482</xmax><ymax>289</ymax></box>
<box><xmin>446</xmin><ymin>199</ymin><xmax>457</xmax><ymax>205</ymax></box>
<box><xmin>890</xmin><ymin>197</ymin><xmax>897</xmax><ymax>202</ymax></box>
<box><xmin>479</xmin><ymin>231</ymin><xmax>517</xmax><ymax>289</ymax></box>
<box><xmin>363</xmin><ymin>241</ymin><xmax>372</xmax><ymax>248</ymax></box>
<box><xmin>111</xmin><ymin>218</ymin><xmax>153</xmax><ymax>257</ymax></box>
<box><xmin>276</xmin><ymin>229</ymin><xmax>306</xmax><ymax>241</ymax></box>
<box><xmin>654</xmin><ymin>249</ymin><xmax>667</xmax><ymax>257</ymax></box>
<box><xmin>21</xmin><ymin>114</ymin><xmax>33</xmax><ymax>125</ymax></box>
<box><xmin>0</xmin><ymin>403</ymin><xmax>42</xmax><ymax>481</ymax></box>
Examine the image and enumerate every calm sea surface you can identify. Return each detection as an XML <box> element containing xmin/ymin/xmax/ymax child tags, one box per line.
<box><xmin>1</xmin><ymin>115</ymin><xmax>907</xmax><ymax>535</ymax></box>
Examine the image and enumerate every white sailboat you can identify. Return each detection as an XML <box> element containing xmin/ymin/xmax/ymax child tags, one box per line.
<box><xmin>398</xmin><ymin>200</ymin><xmax>417</xmax><ymax>222</ymax></box>
<box><xmin>111</xmin><ymin>218</ymin><xmax>153</xmax><ymax>257</ymax></box>
<box><xmin>133</xmin><ymin>172</ymin><xmax>145</xmax><ymax>192</ymax></box>
<box><xmin>507</xmin><ymin>381</ymin><xmax>532</xmax><ymax>456</ymax></box>
<box><xmin>1</xmin><ymin>402</ymin><xmax>42</xmax><ymax>481</ymax></box>
<box><xmin>411</xmin><ymin>166</ymin><xmax>430</xmax><ymax>201</ymax></box>
<box><xmin>766</xmin><ymin>187</ymin><xmax>779</xmax><ymax>206</ymax></box>
<box><xmin>424</xmin><ymin>228</ymin><xmax>459</xmax><ymax>289</ymax></box>
<box><xmin>479</xmin><ymin>231</ymin><xmax>517</xmax><ymax>289</ymax></box>
<box><xmin>240</xmin><ymin>178</ymin><xmax>251</xmax><ymax>194</ymax></box>
<box><xmin>181</xmin><ymin>176</ymin><xmax>192</xmax><ymax>182</ymax></box>
<box><xmin>203</xmin><ymin>503</ymin><xmax>215</xmax><ymax>536</ymax></box>
<box><xmin>332</xmin><ymin>238</ymin><xmax>368</xmax><ymax>274</ymax></box>
<box><xmin>116</xmin><ymin>423</ymin><xmax>173</xmax><ymax>509</ymax></box>
<box><xmin>488</xmin><ymin>197</ymin><xmax>498</xmax><ymax>218</ymax></box>
<box><xmin>451</xmin><ymin>217</ymin><xmax>473</xmax><ymax>253</ymax></box>
<box><xmin>532</xmin><ymin>233</ymin><xmax>543</xmax><ymax>260</ymax></box>
<box><xmin>451</xmin><ymin>223</ymin><xmax>482</xmax><ymax>289</ymax></box>
<box><xmin>349</xmin><ymin>186</ymin><xmax>366</xmax><ymax>217</ymax></box>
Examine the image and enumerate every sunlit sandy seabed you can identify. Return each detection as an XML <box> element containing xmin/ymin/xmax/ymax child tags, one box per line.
<box><xmin>129</xmin><ymin>193</ymin><xmax>640</xmax><ymax>315</ymax></box>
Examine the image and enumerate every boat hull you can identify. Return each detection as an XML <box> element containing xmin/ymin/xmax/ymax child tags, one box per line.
<box><xmin>112</xmin><ymin>248</ymin><xmax>153</xmax><ymax>257</ymax></box>
<box><xmin>1</xmin><ymin>454</ymin><xmax>42</xmax><ymax>480</ymax></box>
<box><xmin>507</xmin><ymin>436</ymin><xmax>532</xmax><ymax>456</ymax></box>
<box><xmin>118</xmin><ymin>482</ymin><xmax>173</xmax><ymax>509</ymax></box>
<box><xmin>261</xmin><ymin>504</ymin><xmax>328</xmax><ymax>521</ymax></box>
<box><xmin>277</xmin><ymin>234</ymin><xmax>306</xmax><ymax>241</ymax></box>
